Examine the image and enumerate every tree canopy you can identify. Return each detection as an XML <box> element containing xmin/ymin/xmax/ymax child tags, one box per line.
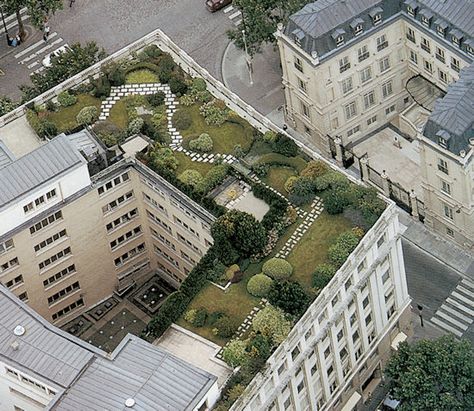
<box><xmin>227</xmin><ymin>0</ymin><xmax>312</xmax><ymax>55</ymax></box>
<box><xmin>385</xmin><ymin>335</ymin><xmax>474</xmax><ymax>411</ymax></box>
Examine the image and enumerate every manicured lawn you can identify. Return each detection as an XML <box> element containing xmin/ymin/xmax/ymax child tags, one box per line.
<box><xmin>269</xmin><ymin>218</ymin><xmax>302</xmax><ymax>259</ymax></box>
<box><xmin>287</xmin><ymin>212</ymin><xmax>353</xmax><ymax>290</ymax></box>
<box><xmin>125</xmin><ymin>69</ymin><xmax>159</xmax><ymax>84</ymax></box>
<box><xmin>46</xmin><ymin>94</ymin><xmax>101</xmax><ymax>133</ymax></box>
<box><xmin>257</xmin><ymin>153</ymin><xmax>307</xmax><ymax>173</ymax></box>
<box><xmin>177</xmin><ymin>105</ymin><xmax>254</xmax><ymax>155</ymax></box>
<box><xmin>108</xmin><ymin>98</ymin><xmax>129</xmax><ymax>130</ymax></box>
<box><xmin>262</xmin><ymin>166</ymin><xmax>297</xmax><ymax>197</ymax></box>
<box><xmin>244</xmin><ymin>140</ymin><xmax>274</xmax><ymax>164</ymax></box>
<box><xmin>175</xmin><ymin>151</ymin><xmax>214</xmax><ymax>177</ymax></box>
<box><xmin>176</xmin><ymin>264</ymin><xmax>261</xmax><ymax>346</ymax></box>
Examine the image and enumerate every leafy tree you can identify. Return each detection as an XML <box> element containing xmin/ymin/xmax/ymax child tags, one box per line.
<box><xmin>247</xmin><ymin>273</ymin><xmax>273</xmax><ymax>297</ymax></box>
<box><xmin>3</xmin><ymin>0</ymin><xmax>63</xmax><ymax>40</ymax></box>
<box><xmin>76</xmin><ymin>106</ymin><xmax>98</xmax><ymax>125</ymax></box>
<box><xmin>189</xmin><ymin>133</ymin><xmax>213</xmax><ymax>153</ymax></box>
<box><xmin>300</xmin><ymin>160</ymin><xmax>329</xmax><ymax>180</ymax></box>
<box><xmin>252</xmin><ymin>305</ymin><xmax>292</xmax><ymax>345</ymax></box>
<box><xmin>262</xmin><ymin>258</ymin><xmax>293</xmax><ymax>280</ymax></box>
<box><xmin>246</xmin><ymin>333</ymin><xmax>271</xmax><ymax>359</ymax></box>
<box><xmin>179</xmin><ymin>169</ymin><xmax>203</xmax><ymax>188</ymax></box>
<box><xmin>272</xmin><ymin>133</ymin><xmax>298</xmax><ymax>157</ymax></box>
<box><xmin>289</xmin><ymin>176</ymin><xmax>314</xmax><ymax>206</ymax></box>
<box><xmin>385</xmin><ymin>336</ymin><xmax>474</xmax><ymax>411</ymax></box>
<box><xmin>20</xmin><ymin>42</ymin><xmax>107</xmax><ymax>101</ymax></box>
<box><xmin>227</xmin><ymin>0</ymin><xmax>311</xmax><ymax>55</ymax></box>
<box><xmin>211</xmin><ymin>210</ymin><xmax>267</xmax><ymax>257</ymax></box>
<box><xmin>57</xmin><ymin>91</ymin><xmax>77</xmax><ymax>107</ymax></box>
<box><xmin>268</xmin><ymin>280</ymin><xmax>309</xmax><ymax>317</ymax></box>
<box><xmin>212</xmin><ymin>315</ymin><xmax>239</xmax><ymax>338</ymax></box>
<box><xmin>149</xmin><ymin>145</ymin><xmax>178</xmax><ymax>172</ymax></box>
<box><xmin>127</xmin><ymin>117</ymin><xmax>144</xmax><ymax>135</ymax></box>
<box><xmin>0</xmin><ymin>96</ymin><xmax>17</xmax><ymax>116</ymax></box>
<box><xmin>322</xmin><ymin>185</ymin><xmax>352</xmax><ymax>214</ymax></box>
<box><xmin>222</xmin><ymin>339</ymin><xmax>248</xmax><ymax>367</ymax></box>
<box><xmin>328</xmin><ymin>231</ymin><xmax>360</xmax><ymax>268</ymax></box>
<box><xmin>312</xmin><ymin>263</ymin><xmax>336</xmax><ymax>289</ymax></box>
<box><xmin>172</xmin><ymin>108</ymin><xmax>192</xmax><ymax>130</ymax></box>
<box><xmin>146</xmin><ymin>92</ymin><xmax>166</xmax><ymax>107</ymax></box>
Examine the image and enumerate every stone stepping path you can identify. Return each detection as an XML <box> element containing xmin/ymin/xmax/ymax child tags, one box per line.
<box><xmin>216</xmin><ymin>298</ymin><xmax>268</xmax><ymax>359</ymax></box>
<box><xmin>275</xmin><ymin>197</ymin><xmax>324</xmax><ymax>259</ymax></box>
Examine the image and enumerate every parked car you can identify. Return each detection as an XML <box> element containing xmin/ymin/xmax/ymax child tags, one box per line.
<box><xmin>206</xmin><ymin>0</ymin><xmax>232</xmax><ymax>12</ymax></box>
<box><xmin>42</xmin><ymin>45</ymin><xmax>70</xmax><ymax>67</ymax></box>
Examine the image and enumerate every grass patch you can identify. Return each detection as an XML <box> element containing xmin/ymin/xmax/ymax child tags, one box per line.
<box><xmin>108</xmin><ymin>99</ymin><xmax>129</xmax><ymax>130</ymax></box>
<box><xmin>262</xmin><ymin>166</ymin><xmax>297</xmax><ymax>197</ymax></box>
<box><xmin>125</xmin><ymin>69</ymin><xmax>159</xmax><ymax>84</ymax></box>
<box><xmin>177</xmin><ymin>105</ymin><xmax>254</xmax><ymax>155</ymax></box>
<box><xmin>174</xmin><ymin>151</ymin><xmax>214</xmax><ymax>177</ymax></box>
<box><xmin>245</xmin><ymin>140</ymin><xmax>274</xmax><ymax>164</ymax></box>
<box><xmin>46</xmin><ymin>94</ymin><xmax>101</xmax><ymax>133</ymax></box>
<box><xmin>287</xmin><ymin>212</ymin><xmax>353</xmax><ymax>290</ymax></box>
<box><xmin>257</xmin><ymin>153</ymin><xmax>307</xmax><ymax>173</ymax></box>
<box><xmin>177</xmin><ymin>264</ymin><xmax>261</xmax><ymax>346</ymax></box>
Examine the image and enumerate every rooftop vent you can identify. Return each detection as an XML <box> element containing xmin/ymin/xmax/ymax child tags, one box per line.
<box><xmin>11</xmin><ymin>341</ymin><xmax>19</xmax><ymax>351</ymax></box>
<box><xmin>125</xmin><ymin>398</ymin><xmax>136</xmax><ymax>408</ymax></box>
<box><xmin>13</xmin><ymin>325</ymin><xmax>25</xmax><ymax>336</ymax></box>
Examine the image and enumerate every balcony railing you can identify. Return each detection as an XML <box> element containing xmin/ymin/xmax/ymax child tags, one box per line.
<box><xmin>421</xmin><ymin>43</ymin><xmax>431</xmax><ymax>53</ymax></box>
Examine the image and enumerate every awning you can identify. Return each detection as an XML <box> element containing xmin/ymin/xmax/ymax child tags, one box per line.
<box><xmin>341</xmin><ymin>391</ymin><xmax>362</xmax><ymax>411</ymax></box>
<box><xmin>391</xmin><ymin>332</ymin><xmax>408</xmax><ymax>350</ymax></box>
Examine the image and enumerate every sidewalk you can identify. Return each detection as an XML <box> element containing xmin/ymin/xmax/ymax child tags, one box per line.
<box><xmin>399</xmin><ymin>211</ymin><xmax>474</xmax><ymax>277</ymax></box>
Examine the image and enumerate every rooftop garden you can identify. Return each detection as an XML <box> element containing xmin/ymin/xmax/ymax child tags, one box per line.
<box><xmin>22</xmin><ymin>42</ymin><xmax>386</xmax><ymax>410</ymax></box>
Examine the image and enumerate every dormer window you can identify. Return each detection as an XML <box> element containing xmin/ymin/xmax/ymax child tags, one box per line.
<box><xmin>350</xmin><ymin>18</ymin><xmax>364</xmax><ymax>36</ymax></box>
<box><xmin>452</xmin><ymin>36</ymin><xmax>459</xmax><ymax>45</ymax></box>
<box><xmin>450</xmin><ymin>29</ymin><xmax>463</xmax><ymax>47</ymax></box>
<box><xmin>407</xmin><ymin>6</ymin><xmax>415</xmax><ymax>16</ymax></box>
<box><xmin>405</xmin><ymin>0</ymin><xmax>418</xmax><ymax>17</ymax></box>
<box><xmin>292</xmin><ymin>29</ymin><xmax>305</xmax><ymax>48</ymax></box>
<box><xmin>435</xmin><ymin>19</ymin><xmax>448</xmax><ymax>37</ymax></box>
<box><xmin>369</xmin><ymin>7</ymin><xmax>383</xmax><ymax>25</ymax></box>
<box><xmin>436</xmin><ymin>130</ymin><xmax>451</xmax><ymax>149</ymax></box>
<box><xmin>468</xmin><ymin>46</ymin><xmax>474</xmax><ymax>57</ymax></box>
<box><xmin>331</xmin><ymin>29</ymin><xmax>346</xmax><ymax>47</ymax></box>
<box><xmin>421</xmin><ymin>16</ymin><xmax>429</xmax><ymax>26</ymax></box>
<box><xmin>419</xmin><ymin>9</ymin><xmax>433</xmax><ymax>27</ymax></box>
<box><xmin>437</xmin><ymin>26</ymin><xmax>445</xmax><ymax>36</ymax></box>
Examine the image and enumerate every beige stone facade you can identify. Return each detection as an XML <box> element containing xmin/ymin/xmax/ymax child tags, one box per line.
<box><xmin>0</xmin><ymin>159</ymin><xmax>214</xmax><ymax>326</ymax></box>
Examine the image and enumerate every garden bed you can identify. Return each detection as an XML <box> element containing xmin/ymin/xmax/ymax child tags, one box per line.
<box><xmin>262</xmin><ymin>165</ymin><xmax>297</xmax><ymax>197</ymax></box>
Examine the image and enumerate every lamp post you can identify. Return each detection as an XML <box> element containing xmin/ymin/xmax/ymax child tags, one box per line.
<box><xmin>241</xmin><ymin>29</ymin><xmax>253</xmax><ymax>85</ymax></box>
<box><xmin>0</xmin><ymin>6</ymin><xmax>9</xmax><ymax>45</ymax></box>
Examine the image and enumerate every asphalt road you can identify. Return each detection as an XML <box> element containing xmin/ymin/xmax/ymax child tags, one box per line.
<box><xmin>0</xmin><ymin>0</ymin><xmax>234</xmax><ymax>99</ymax></box>
<box><xmin>402</xmin><ymin>239</ymin><xmax>474</xmax><ymax>343</ymax></box>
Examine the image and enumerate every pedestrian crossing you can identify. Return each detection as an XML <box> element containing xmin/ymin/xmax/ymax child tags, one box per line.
<box><xmin>430</xmin><ymin>278</ymin><xmax>474</xmax><ymax>337</ymax></box>
<box><xmin>223</xmin><ymin>4</ymin><xmax>242</xmax><ymax>26</ymax></box>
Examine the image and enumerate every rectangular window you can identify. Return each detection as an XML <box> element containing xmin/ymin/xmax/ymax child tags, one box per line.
<box><xmin>421</xmin><ymin>16</ymin><xmax>430</xmax><ymax>27</ymax></box>
<box><xmin>438</xmin><ymin>158</ymin><xmax>449</xmax><ymax>174</ymax></box>
<box><xmin>23</xmin><ymin>189</ymin><xmax>57</xmax><ymax>214</ymax></box>
<box><xmin>341</xmin><ymin>77</ymin><xmax>353</xmax><ymax>94</ymax></box>
<box><xmin>360</xmin><ymin>66</ymin><xmax>372</xmax><ymax>83</ymax></box>
<box><xmin>110</xmin><ymin>226</ymin><xmax>142</xmax><ymax>250</ymax></box>
<box><xmin>382</xmin><ymin>269</ymin><xmax>390</xmax><ymax>283</ymax></box>
<box><xmin>336</xmin><ymin>35</ymin><xmax>345</xmax><ymax>47</ymax></box>
<box><xmin>382</xmin><ymin>80</ymin><xmax>393</xmax><ymax>98</ymax></box>
<box><xmin>438</xmin><ymin>69</ymin><xmax>448</xmax><ymax>84</ymax></box>
<box><xmin>451</xmin><ymin>57</ymin><xmax>460</xmax><ymax>73</ymax></box>
<box><xmin>174</xmin><ymin>216</ymin><xmax>199</xmax><ymax>238</ymax></box>
<box><xmin>297</xmin><ymin>77</ymin><xmax>307</xmax><ymax>93</ymax></box>
<box><xmin>38</xmin><ymin>247</ymin><xmax>72</xmax><ymax>271</ymax></box>
<box><xmin>47</xmin><ymin>281</ymin><xmax>80</xmax><ymax>306</ymax></box>
<box><xmin>446</xmin><ymin>227</ymin><xmax>455</xmax><ymax>237</ymax></box>
<box><xmin>379</xmin><ymin>56</ymin><xmax>390</xmax><ymax>72</ymax></box>
<box><xmin>441</xmin><ymin>180</ymin><xmax>451</xmax><ymax>195</ymax></box>
<box><xmin>43</xmin><ymin>264</ymin><xmax>76</xmax><ymax>288</ymax></box>
<box><xmin>358</xmin><ymin>45</ymin><xmax>369</xmax><ymax>62</ymax></box>
<box><xmin>29</xmin><ymin>211</ymin><xmax>63</xmax><ymax>235</ymax></box>
<box><xmin>52</xmin><ymin>298</ymin><xmax>84</xmax><ymax>321</ymax></box>
<box><xmin>377</xmin><ymin>234</ymin><xmax>386</xmax><ymax>248</ymax></box>
<box><xmin>443</xmin><ymin>204</ymin><xmax>454</xmax><ymax>220</ymax></box>
<box><xmin>385</xmin><ymin>105</ymin><xmax>396</xmax><ymax>115</ymax></box>
<box><xmin>406</xmin><ymin>27</ymin><xmax>416</xmax><ymax>43</ymax></box>
<box><xmin>367</xmin><ymin>115</ymin><xmax>377</xmax><ymax>126</ymax></box>
<box><xmin>102</xmin><ymin>191</ymin><xmax>134</xmax><ymax>214</ymax></box>
<box><xmin>424</xmin><ymin>60</ymin><xmax>433</xmax><ymax>74</ymax></box>
<box><xmin>18</xmin><ymin>291</ymin><xmax>28</xmax><ymax>302</ymax></box>
<box><xmin>0</xmin><ymin>257</ymin><xmax>19</xmax><ymax>274</ymax></box>
<box><xmin>294</xmin><ymin>56</ymin><xmax>303</xmax><ymax>73</ymax></box>
<box><xmin>114</xmin><ymin>243</ymin><xmax>146</xmax><ymax>267</ymax></box>
<box><xmin>106</xmin><ymin>208</ymin><xmax>139</xmax><ymax>232</ymax></box>
<box><xmin>147</xmin><ymin>210</ymin><xmax>172</xmax><ymax>234</ymax></box>
<box><xmin>301</xmin><ymin>101</ymin><xmax>310</xmax><ymax>118</ymax></box>
<box><xmin>421</xmin><ymin>37</ymin><xmax>431</xmax><ymax>53</ymax></box>
<box><xmin>409</xmin><ymin>50</ymin><xmax>418</xmax><ymax>65</ymax></box>
<box><xmin>376</xmin><ymin>34</ymin><xmax>388</xmax><ymax>51</ymax></box>
<box><xmin>34</xmin><ymin>229</ymin><xmax>67</xmax><ymax>253</ymax></box>
<box><xmin>347</xmin><ymin>125</ymin><xmax>360</xmax><ymax>137</ymax></box>
<box><xmin>0</xmin><ymin>239</ymin><xmax>14</xmax><ymax>255</ymax></box>
<box><xmin>97</xmin><ymin>172</ymin><xmax>130</xmax><ymax>195</ymax></box>
<box><xmin>4</xmin><ymin>275</ymin><xmax>23</xmax><ymax>289</ymax></box>
<box><xmin>363</xmin><ymin>90</ymin><xmax>376</xmax><ymax>109</ymax></box>
<box><xmin>435</xmin><ymin>47</ymin><xmax>445</xmax><ymax>63</ymax></box>
<box><xmin>345</xmin><ymin>101</ymin><xmax>357</xmax><ymax>120</ymax></box>
<box><xmin>339</xmin><ymin>56</ymin><xmax>350</xmax><ymax>73</ymax></box>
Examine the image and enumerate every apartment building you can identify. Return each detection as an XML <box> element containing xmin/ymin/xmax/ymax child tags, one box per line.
<box><xmin>231</xmin><ymin>202</ymin><xmax>410</xmax><ymax>411</ymax></box>
<box><xmin>0</xmin><ymin>132</ymin><xmax>214</xmax><ymax>326</ymax></box>
<box><xmin>276</xmin><ymin>0</ymin><xmax>474</xmax><ymax>248</ymax></box>
<box><xmin>0</xmin><ymin>285</ymin><xmax>219</xmax><ymax>411</ymax></box>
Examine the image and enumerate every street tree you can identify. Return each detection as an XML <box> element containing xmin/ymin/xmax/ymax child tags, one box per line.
<box><xmin>227</xmin><ymin>0</ymin><xmax>311</xmax><ymax>55</ymax></box>
<box><xmin>3</xmin><ymin>0</ymin><xmax>63</xmax><ymax>40</ymax></box>
<box><xmin>385</xmin><ymin>335</ymin><xmax>474</xmax><ymax>411</ymax></box>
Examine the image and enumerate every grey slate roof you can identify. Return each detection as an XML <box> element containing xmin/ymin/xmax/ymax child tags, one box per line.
<box><xmin>0</xmin><ymin>134</ymin><xmax>86</xmax><ymax>210</ymax></box>
<box><xmin>423</xmin><ymin>63</ymin><xmax>474</xmax><ymax>154</ymax></box>
<box><xmin>55</xmin><ymin>337</ymin><xmax>217</xmax><ymax>411</ymax></box>
<box><xmin>0</xmin><ymin>285</ymin><xmax>217</xmax><ymax>410</ymax></box>
<box><xmin>0</xmin><ymin>140</ymin><xmax>15</xmax><ymax>169</ymax></box>
<box><xmin>0</xmin><ymin>286</ymin><xmax>93</xmax><ymax>388</ymax></box>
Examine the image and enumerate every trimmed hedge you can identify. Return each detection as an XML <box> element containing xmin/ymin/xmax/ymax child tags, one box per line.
<box><xmin>247</xmin><ymin>274</ymin><xmax>273</xmax><ymax>297</ymax></box>
<box><xmin>252</xmin><ymin>183</ymin><xmax>287</xmax><ymax>230</ymax></box>
<box><xmin>256</xmin><ymin>153</ymin><xmax>307</xmax><ymax>173</ymax></box>
<box><xmin>262</xmin><ymin>258</ymin><xmax>293</xmax><ymax>280</ymax></box>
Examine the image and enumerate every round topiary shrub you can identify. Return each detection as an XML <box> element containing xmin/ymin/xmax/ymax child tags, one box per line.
<box><xmin>284</xmin><ymin>176</ymin><xmax>298</xmax><ymax>193</ymax></box>
<box><xmin>247</xmin><ymin>274</ymin><xmax>273</xmax><ymax>297</ymax></box>
<box><xmin>76</xmin><ymin>106</ymin><xmax>98</xmax><ymax>125</ymax></box>
<box><xmin>146</xmin><ymin>92</ymin><xmax>165</xmax><ymax>107</ymax></box>
<box><xmin>57</xmin><ymin>91</ymin><xmax>77</xmax><ymax>107</ymax></box>
<box><xmin>173</xmin><ymin>108</ymin><xmax>192</xmax><ymax>130</ymax></box>
<box><xmin>127</xmin><ymin>117</ymin><xmax>144</xmax><ymax>135</ymax></box>
<box><xmin>189</xmin><ymin>133</ymin><xmax>213</xmax><ymax>152</ymax></box>
<box><xmin>212</xmin><ymin>315</ymin><xmax>238</xmax><ymax>338</ymax></box>
<box><xmin>169</xmin><ymin>75</ymin><xmax>188</xmax><ymax>96</ymax></box>
<box><xmin>262</xmin><ymin>258</ymin><xmax>293</xmax><ymax>280</ymax></box>
<box><xmin>179</xmin><ymin>169</ymin><xmax>203</xmax><ymax>188</ymax></box>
